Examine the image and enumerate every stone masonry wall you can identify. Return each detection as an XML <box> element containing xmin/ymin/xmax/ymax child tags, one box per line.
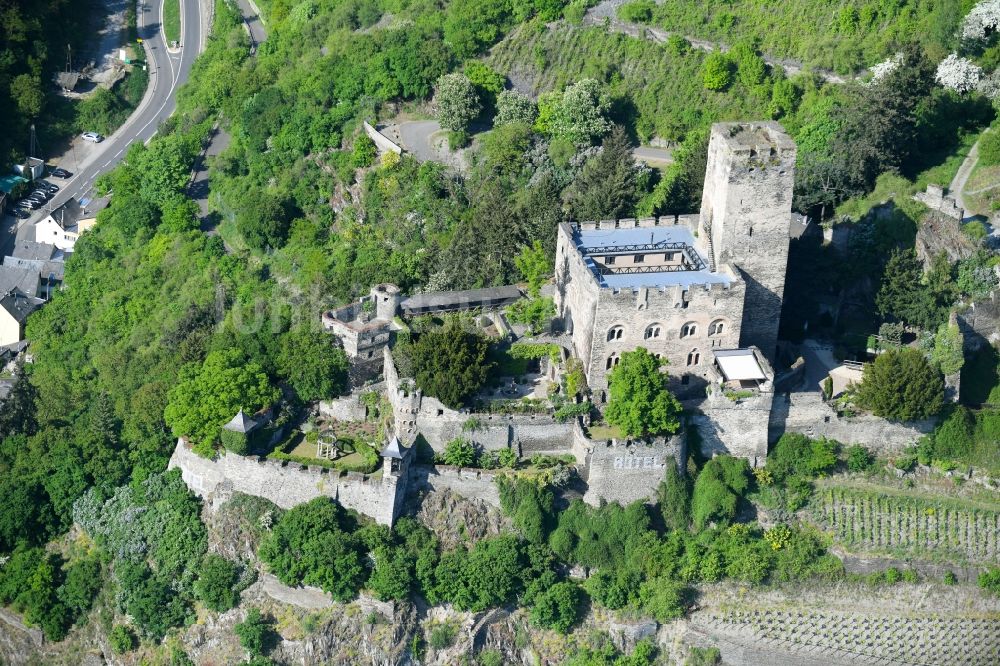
<box><xmin>690</xmin><ymin>389</ymin><xmax>773</xmax><ymax>467</ymax></box>
<box><xmin>579</xmin><ymin>422</ymin><xmax>686</xmax><ymax>506</ymax></box>
<box><xmin>408</xmin><ymin>464</ymin><xmax>501</xmax><ymax>507</ymax></box>
<box><xmin>383</xmin><ymin>346</ymin><xmax>573</xmax><ymax>453</ymax></box>
<box><xmin>554</xmin><ymin>220</ymin><xmax>746</xmax><ymax>402</ymax></box>
<box><xmin>768</xmin><ymin>393</ymin><xmax>934</xmax><ymax>451</ymax></box>
<box><xmin>587</xmin><ymin>274</ymin><xmax>744</xmax><ymax>401</ymax></box>
<box><xmin>168</xmin><ymin>441</ymin><xmax>403</xmax><ymax>525</ymax></box>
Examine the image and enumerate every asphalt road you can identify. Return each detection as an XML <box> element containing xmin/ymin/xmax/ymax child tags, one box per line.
<box><xmin>1</xmin><ymin>0</ymin><xmax>204</xmax><ymax>256</ymax></box>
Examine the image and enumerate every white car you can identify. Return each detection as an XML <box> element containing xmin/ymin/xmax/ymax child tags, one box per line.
<box><xmin>81</xmin><ymin>132</ymin><xmax>105</xmax><ymax>143</ymax></box>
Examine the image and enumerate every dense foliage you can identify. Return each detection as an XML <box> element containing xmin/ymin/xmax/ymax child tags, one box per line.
<box><xmin>605</xmin><ymin>348</ymin><xmax>683</xmax><ymax>437</ymax></box>
<box><xmin>857</xmin><ymin>348</ymin><xmax>946</xmax><ymax>421</ymax></box>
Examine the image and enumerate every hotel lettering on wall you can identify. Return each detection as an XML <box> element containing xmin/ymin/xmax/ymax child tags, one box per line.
<box><xmin>613</xmin><ymin>456</ymin><xmax>666</xmax><ymax>470</ymax></box>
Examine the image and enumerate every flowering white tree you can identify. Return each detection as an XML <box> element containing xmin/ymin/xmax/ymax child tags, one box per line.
<box><xmin>963</xmin><ymin>0</ymin><xmax>1000</xmax><ymax>40</ymax></box>
<box><xmin>936</xmin><ymin>54</ymin><xmax>984</xmax><ymax>93</ymax></box>
<box><xmin>868</xmin><ymin>53</ymin><xmax>903</xmax><ymax>85</ymax></box>
<box><xmin>978</xmin><ymin>70</ymin><xmax>1000</xmax><ymax>99</ymax></box>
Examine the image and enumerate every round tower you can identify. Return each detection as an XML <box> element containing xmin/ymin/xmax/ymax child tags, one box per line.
<box><xmin>371</xmin><ymin>283</ymin><xmax>401</xmax><ymax>321</ymax></box>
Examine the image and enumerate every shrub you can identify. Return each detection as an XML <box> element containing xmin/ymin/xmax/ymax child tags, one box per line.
<box><xmin>944</xmin><ymin>571</ymin><xmax>958</xmax><ymax>584</ymax></box>
<box><xmin>885</xmin><ymin>567</ymin><xmax>902</xmax><ymax>584</ymax></box>
<box><xmin>235</xmin><ymin>608</ymin><xmax>272</xmax><ymax>657</ymax></box>
<box><xmin>979</xmin><ymin>127</ymin><xmax>1000</xmax><ymax>166</ymax></box>
<box><xmin>978</xmin><ymin>566</ymin><xmax>1000</xmax><ymax>596</ymax></box>
<box><xmin>193</xmin><ymin>554</ymin><xmax>241</xmax><ymax>612</ymax></box>
<box><xmin>351</xmin><ymin>134</ymin><xmax>377</xmax><ymax>168</ymax></box>
<box><xmin>428</xmin><ymin>622</ymin><xmax>458</xmax><ymax>649</ymax></box>
<box><xmin>846</xmin><ymin>445</ymin><xmax>874</xmax><ymax>472</ymax></box>
<box><xmin>691</xmin><ymin>456</ymin><xmax>750</xmax><ymax>529</ymax></box>
<box><xmin>109</xmin><ymin>625</ymin><xmax>136</xmax><ymax>653</ymax></box>
<box><xmin>497</xmin><ymin>448</ymin><xmax>518</xmax><ymax>468</ymax></box>
<box><xmin>442</xmin><ymin>438</ymin><xmax>477</xmax><ymax>467</ymax></box>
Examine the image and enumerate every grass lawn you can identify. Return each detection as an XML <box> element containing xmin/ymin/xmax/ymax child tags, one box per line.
<box><xmin>588</xmin><ymin>423</ymin><xmax>624</xmax><ymax>440</ymax></box>
<box><xmin>963</xmin><ymin>160</ymin><xmax>1000</xmax><ymax>215</ymax></box>
<box><xmin>163</xmin><ymin>0</ymin><xmax>181</xmax><ymax>45</ymax></box>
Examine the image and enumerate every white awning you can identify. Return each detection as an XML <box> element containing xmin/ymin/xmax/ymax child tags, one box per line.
<box><xmin>715</xmin><ymin>349</ymin><xmax>767</xmax><ymax>381</ymax></box>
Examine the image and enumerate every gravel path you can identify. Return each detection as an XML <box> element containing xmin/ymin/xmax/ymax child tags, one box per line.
<box><xmin>949</xmin><ymin>134</ymin><xmax>982</xmax><ymax>219</ymax></box>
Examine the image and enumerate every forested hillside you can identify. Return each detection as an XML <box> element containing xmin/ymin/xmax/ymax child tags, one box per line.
<box><xmin>0</xmin><ymin>0</ymin><xmax>998</xmax><ymax>659</ymax></box>
<box><xmin>0</xmin><ymin>0</ymin><xmax>100</xmax><ymax>162</ymax></box>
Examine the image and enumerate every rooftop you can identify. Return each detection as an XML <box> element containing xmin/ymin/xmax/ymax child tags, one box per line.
<box><xmin>0</xmin><ymin>289</ymin><xmax>44</xmax><ymax>324</ymax></box>
<box><xmin>572</xmin><ymin>225</ymin><xmax>731</xmax><ymax>289</ymax></box>
<box><xmin>714</xmin><ymin>349</ymin><xmax>768</xmax><ymax>382</ymax></box>
<box><xmin>11</xmin><ymin>240</ymin><xmax>60</xmax><ymax>262</ymax></box>
<box><xmin>0</xmin><ymin>265</ymin><xmax>40</xmax><ymax>297</ymax></box>
<box><xmin>223</xmin><ymin>409</ymin><xmax>259</xmax><ymax>434</ymax></box>
<box><xmin>401</xmin><ymin>285</ymin><xmax>523</xmax><ymax>313</ymax></box>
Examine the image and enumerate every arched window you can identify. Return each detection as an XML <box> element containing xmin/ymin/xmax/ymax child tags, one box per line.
<box><xmin>607</xmin><ymin>325</ymin><xmax>624</xmax><ymax>341</ymax></box>
<box><xmin>680</xmin><ymin>322</ymin><xmax>698</xmax><ymax>338</ymax></box>
<box><xmin>644</xmin><ymin>323</ymin><xmax>662</xmax><ymax>340</ymax></box>
<box><xmin>606</xmin><ymin>353</ymin><xmax>621</xmax><ymax>370</ymax></box>
<box><xmin>708</xmin><ymin>320</ymin><xmax>726</xmax><ymax>336</ymax></box>
<box><xmin>686</xmin><ymin>350</ymin><xmax>700</xmax><ymax>366</ymax></box>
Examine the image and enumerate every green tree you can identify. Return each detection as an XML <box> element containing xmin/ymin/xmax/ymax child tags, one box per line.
<box><xmin>515</xmin><ymin>241</ymin><xmax>551</xmax><ymax>297</ymax></box>
<box><xmin>351</xmin><ymin>134</ymin><xmax>378</xmax><ymax>168</ymax></box>
<box><xmin>258</xmin><ymin>498</ymin><xmax>366</xmax><ymax>601</ymax></box>
<box><xmin>691</xmin><ymin>456</ymin><xmax>750</xmax><ymax>529</ymax></box>
<box><xmin>730</xmin><ymin>41</ymin><xmax>767</xmax><ymax>87</ymax></box>
<box><xmin>548</xmin><ymin>79</ymin><xmax>613</xmax><ymax>143</ymax></box>
<box><xmin>530</xmin><ymin>581</ymin><xmax>583</xmax><ymax>633</ymax></box>
<box><xmin>702</xmin><ymin>51</ymin><xmax>734</xmax><ymax>91</ymax></box>
<box><xmin>276</xmin><ymin>326</ymin><xmax>349</xmax><ymax>402</ymax></box>
<box><xmin>605</xmin><ymin>348</ymin><xmax>682</xmax><ymax>437</ymax></box>
<box><xmin>193</xmin><ymin>554</ymin><xmax>240</xmax><ymax>612</ymax></box>
<box><xmin>57</xmin><ymin>555</ymin><xmax>102</xmax><ymax>616</ymax></box>
<box><xmin>434</xmin><ymin>73</ymin><xmax>481</xmax><ymax>133</ymax></box>
<box><xmin>857</xmin><ymin>348</ymin><xmax>945</xmax><ymax>421</ymax></box>
<box><xmin>10</xmin><ymin>74</ymin><xmax>43</xmax><ymax>118</ymax></box>
<box><xmin>411</xmin><ymin>321</ymin><xmax>493</xmax><ymax>409</ymax></box>
<box><xmin>366</xmin><ymin>546</ymin><xmax>412</xmax><ymax>601</ymax></box>
<box><xmin>235</xmin><ymin>192</ymin><xmax>292</xmax><ymax>251</ymax></box>
<box><xmin>164</xmin><ymin>349</ymin><xmax>280</xmax><ymax>450</ymax></box>
<box><xmin>567</xmin><ymin>126</ymin><xmax>645</xmax><ymax>221</ymax></box>
<box><xmin>494</xmin><ymin>89</ymin><xmax>536</xmax><ymax>127</ymax></box>
<box><xmin>876</xmin><ymin>249</ymin><xmax>946</xmax><ymax>329</ymax></box>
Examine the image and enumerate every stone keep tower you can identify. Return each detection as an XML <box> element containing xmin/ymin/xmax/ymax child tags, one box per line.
<box><xmin>699</xmin><ymin>121</ymin><xmax>795</xmax><ymax>360</ymax></box>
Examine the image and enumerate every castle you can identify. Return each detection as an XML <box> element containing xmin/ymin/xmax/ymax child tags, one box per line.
<box><xmin>554</xmin><ymin>121</ymin><xmax>795</xmax><ymax>403</ymax></box>
<box><xmin>171</xmin><ymin>122</ymin><xmax>808</xmax><ymax>525</ymax></box>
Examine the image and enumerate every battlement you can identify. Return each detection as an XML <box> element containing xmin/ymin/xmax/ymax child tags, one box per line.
<box><xmin>711</xmin><ymin>121</ymin><xmax>796</xmax><ymax>164</ymax></box>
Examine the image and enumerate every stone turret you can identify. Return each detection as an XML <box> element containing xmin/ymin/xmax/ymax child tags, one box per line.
<box><xmin>699</xmin><ymin>121</ymin><xmax>796</xmax><ymax>360</ymax></box>
<box><xmin>372</xmin><ymin>283</ymin><xmax>401</xmax><ymax>321</ymax></box>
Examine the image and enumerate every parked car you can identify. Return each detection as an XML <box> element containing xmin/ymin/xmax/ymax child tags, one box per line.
<box><xmin>37</xmin><ymin>181</ymin><xmax>58</xmax><ymax>194</ymax></box>
<box><xmin>81</xmin><ymin>131</ymin><xmax>104</xmax><ymax>143</ymax></box>
<box><xmin>11</xmin><ymin>209</ymin><xmax>30</xmax><ymax>219</ymax></box>
<box><xmin>27</xmin><ymin>191</ymin><xmax>49</xmax><ymax>203</ymax></box>
<box><xmin>50</xmin><ymin>167</ymin><xmax>72</xmax><ymax>179</ymax></box>
<box><xmin>16</xmin><ymin>199</ymin><xmax>39</xmax><ymax>210</ymax></box>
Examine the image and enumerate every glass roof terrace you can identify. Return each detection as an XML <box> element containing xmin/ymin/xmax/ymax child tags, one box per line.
<box><xmin>573</xmin><ymin>225</ymin><xmax>731</xmax><ymax>289</ymax></box>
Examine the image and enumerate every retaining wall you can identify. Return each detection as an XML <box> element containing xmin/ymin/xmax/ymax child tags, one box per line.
<box><xmin>408</xmin><ymin>464</ymin><xmax>501</xmax><ymax>507</ymax></box>
<box><xmin>768</xmin><ymin>393</ymin><xmax>934</xmax><ymax>450</ymax></box>
<box><xmin>168</xmin><ymin>441</ymin><xmax>403</xmax><ymax>525</ymax></box>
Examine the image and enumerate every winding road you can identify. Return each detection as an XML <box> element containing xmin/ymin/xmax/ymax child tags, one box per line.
<box><xmin>1</xmin><ymin>0</ymin><xmax>205</xmax><ymax>255</ymax></box>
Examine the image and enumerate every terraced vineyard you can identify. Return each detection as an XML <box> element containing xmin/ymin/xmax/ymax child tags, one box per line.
<box><xmin>701</xmin><ymin>608</ymin><xmax>1000</xmax><ymax>665</ymax></box>
<box><xmin>815</xmin><ymin>486</ymin><xmax>1000</xmax><ymax>563</ymax></box>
